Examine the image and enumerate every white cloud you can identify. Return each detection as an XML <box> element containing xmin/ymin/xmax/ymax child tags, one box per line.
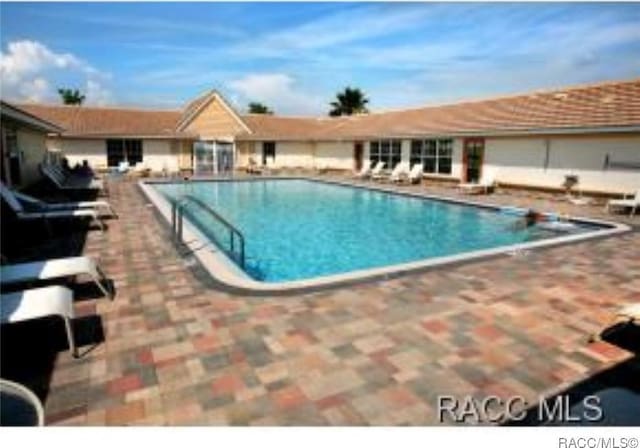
<box><xmin>0</xmin><ymin>40</ymin><xmax>112</xmax><ymax>104</ymax></box>
<box><xmin>227</xmin><ymin>73</ymin><xmax>324</xmax><ymax>116</ymax></box>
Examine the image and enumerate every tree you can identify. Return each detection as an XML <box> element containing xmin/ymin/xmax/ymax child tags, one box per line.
<box><xmin>57</xmin><ymin>88</ymin><xmax>85</xmax><ymax>105</ymax></box>
<box><xmin>248</xmin><ymin>102</ymin><xmax>273</xmax><ymax>114</ymax></box>
<box><xmin>329</xmin><ymin>87</ymin><xmax>369</xmax><ymax>117</ymax></box>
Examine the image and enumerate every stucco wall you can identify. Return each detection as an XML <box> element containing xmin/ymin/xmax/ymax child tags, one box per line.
<box><xmin>484</xmin><ymin>134</ymin><xmax>640</xmax><ymax>193</ymax></box>
<box><xmin>48</xmin><ymin>138</ymin><xmax>181</xmax><ymax>173</ymax></box>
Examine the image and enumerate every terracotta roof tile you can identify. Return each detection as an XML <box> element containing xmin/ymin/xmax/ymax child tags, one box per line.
<box><xmin>240</xmin><ymin>78</ymin><xmax>640</xmax><ymax>140</ymax></box>
<box><xmin>16</xmin><ymin>103</ymin><xmax>189</xmax><ymax>138</ymax></box>
<box><xmin>14</xmin><ymin>78</ymin><xmax>640</xmax><ymax>140</ymax></box>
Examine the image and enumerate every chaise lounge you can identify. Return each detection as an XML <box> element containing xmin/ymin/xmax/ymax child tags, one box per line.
<box><xmin>1</xmin><ymin>286</ymin><xmax>78</xmax><ymax>357</ymax></box>
<box><xmin>1</xmin><ymin>256</ymin><xmax>114</xmax><ymax>300</ymax></box>
<box><xmin>607</xmin><ymin>190</ymin><xmax>639</xmax><ymax>217</ymax></box>
<box><xmin>0</xmin><ymin>182</ymin><xmax>105</xmax><ymax>232</ymax></box>
<box><xmin>459</xmin><ymin>174</ymin><xmax>496</xmax><ymax>195</ymax></box>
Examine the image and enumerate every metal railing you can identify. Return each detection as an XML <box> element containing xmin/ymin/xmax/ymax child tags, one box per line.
<box><xmin>171</xmin><ymin>195</ymin><xmax>245</xmax><ymax>268</ymax></box>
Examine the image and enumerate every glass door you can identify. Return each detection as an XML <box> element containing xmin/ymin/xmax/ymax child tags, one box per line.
<box><xmin>463</xmin><ymin>138</ymin><xmax>484</xmax><ymax>182</ymax></box>
<box><xmin>215</xmin><ymin>142</ymin><xmax>234</xmax><ymax>175</ymax></box>
<box><xmin>194</xmin><ymin>141</ymin><xmax>215</xmax><ymax>175</ymax></box>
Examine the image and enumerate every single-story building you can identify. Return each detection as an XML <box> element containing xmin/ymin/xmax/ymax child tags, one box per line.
<box><xmin>13</xmin><ymin>78</ymin><xmax>640</xmax><ymax>195</ymax></box>
<box><xmin>0</xmin><ymin>101</ymin><xmax>63</xmax><ymax>188</ymax></box>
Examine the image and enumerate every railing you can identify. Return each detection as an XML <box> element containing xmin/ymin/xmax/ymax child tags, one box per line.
<box><xmin>171</xmin><ymin>194</ymin><xmax>245</xmax><ymax>268</ymax></box>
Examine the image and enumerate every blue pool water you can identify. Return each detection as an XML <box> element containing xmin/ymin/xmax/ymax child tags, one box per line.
<box><xmin>153</xmin><ymin>179</ymin><xmax>593</xmax><ymax>283</ymax></box>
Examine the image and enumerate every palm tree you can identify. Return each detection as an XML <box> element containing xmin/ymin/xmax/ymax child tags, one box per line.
<box><xmin>57</xmin><ymin>88</ymin><xmax>85</xmax><ymax>105</ymax></box>
<box><xmin>329</xmin><ymin>87</ymin><xmax>369</xmax><ymax>116</ymax></box>
<box><xmin>248</xmin><ymin>102</ymin><xmax>273</xmax><ymax>114</ymax></box>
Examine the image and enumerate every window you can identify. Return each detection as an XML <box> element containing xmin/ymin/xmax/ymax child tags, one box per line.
<box><xmin>369</xmin><ymin>139</ymin><xmax>401</xmax><ymax>169</ymax></box>
<box><xmin>262</xmin><ymin>141</ymin><xmax>276</xmax><ymax>165</ymax></box>
<box><xmin>410</xmin><ymin>139</ymin><xmax>453</xmax><ymax>174</ymax></box>
<box><xmin>106</xmin><ymin>139</ymin><xmax>143</xmax><ymax>167</ymax></box>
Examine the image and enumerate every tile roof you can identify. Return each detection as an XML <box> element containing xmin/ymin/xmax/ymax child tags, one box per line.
<box><xmin>16</xmin><ymin>103</ymin><xmax>188</xmax><ymax>138</ymax></box>
<box><xmin>13</xmin><ymin>78</ymin><xmax>640</xmax><ymax>140</ymax></box>
<box><xmin>239</xmin><ymin>78</ymin><xmax>640</xmax><ymax>140</ymax></box>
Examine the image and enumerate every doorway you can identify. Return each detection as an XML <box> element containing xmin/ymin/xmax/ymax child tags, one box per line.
<box><xmin>463</xmin><ymin>138</ymin><xmax>485</xmax><ymax>183</ymax></box>
<box><xmin>353</xmin><ymin>142</ymin><xmax>364</xmax><ymax>171</ymax></box>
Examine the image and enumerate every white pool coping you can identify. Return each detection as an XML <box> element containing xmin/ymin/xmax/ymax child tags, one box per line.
<box><xmin>139</xmin><ymin>178</ymin><xmax>631</xmax><ymax>294</ymax></box>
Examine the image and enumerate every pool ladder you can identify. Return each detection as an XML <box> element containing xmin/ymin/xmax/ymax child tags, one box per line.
<box><xmin>171</xmin><ymin>195</ymin><xmax>246</xmax><ymax>268</ymax></box>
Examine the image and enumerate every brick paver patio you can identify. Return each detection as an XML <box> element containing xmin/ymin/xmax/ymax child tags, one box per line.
<box><xmin>1</xmin><ymin>175</ymin><xmax>638</xmax><ymax>425</ymax></box>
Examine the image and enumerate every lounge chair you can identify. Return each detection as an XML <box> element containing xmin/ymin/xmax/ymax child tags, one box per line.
<box><xmin>0</xmin><ymin>256</ymin><xmax>114</xmax><ymax>300</ymax></box>
<box><xmin>590</xmin><ymin>303</ymin><xmax>640</xmax><ymax>342</ymax></box>
<box><xmin>607</xmin><ymin>190</ymin><xmax>639</xmax><ymax>217</ymax></box>
<box><xmin>389</xmin><ymin>162</ymin><xmax>410</xmax><ymax>183</ymax></box>
<box><xmin>40</xmin><ymin>164</ymin><xmax>105</xmax><ymax>194</ymax></box>
<box><xmin>1</xmin><ymin>286</ymin><xmax>78</xmax><ymax>357</ymax></box>
<box><xmin>353</xmin><ymin>160</ymin><xmax>372</xmax><ymax>179</ymax></box>
<box><xmin>459</xmin><ymin>174</ymin><xmax>496</xmax><ymax>194</ymax></box>
<box><xmin>10</xmin><ymin>188</ymin><xmax>116</xmax><ymax>217</ymax></box>
<box><xmin>370</xmin><ymin>161</ymin><xmax>386</xmax><ymax>181</ymax></box>
<box><xmin>0</xmin><ymin>182</ymin><xmax>104</xmax><ymax>231</ymax></box>
<box><xmin>407</xmin><ymin>164</ymin><xmax>423</xmax><ymax>184</ymax></box>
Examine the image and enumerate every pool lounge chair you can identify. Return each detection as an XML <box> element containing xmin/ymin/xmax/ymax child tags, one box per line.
<box><xmin>459</xmin><ymin>174</ymin><xmax>496</xmax><ymax>194</ymax></box>
<box><xmin>10</xmin><ymin>188</ymin><xmax>116</xmax><ymax>217</ymax></box>
<box><xmin>370</xmin><ymin>161</ymin><xmax>386</xmax><ymax>181</ymax></box>
<box><xmin>389</xmin><ymin>162</ymin><xmax>410</xmax><ymax>183</ymax></box>
<box><xmin>407</xmin><ymin>164</ymin><xmax>424</xmax><ymax>184</ymax></box>
<box><xmin>0</xmin><ymin>256</ymin><xmax>114</xmax><ymax>300</ymax></box>
<box><xmin>590</xmin><ymin>303</ymin><xmax>640</xmax><ymax>342</ymax></box>
<box><xmin>1</xmin><ymin>286</ymin><xmax>78</xmax><ymax>357</ymax></box>
<box><xmin>607</xmin><ymin>190</ymin><xmax>639</xmax><ymax>217</ymax></box>
<box><xmin>40</xmin><ymin>164</ymin><xmax>105</xmax><ymax>194</ymax></box>
<box><xmin>353</xmin><ymin>160</ymin><xmax>372</xmax><ymax>179</ymax></box>
<box><xmin>0</xmin><ymin>182</ymin><xmax>104</xmax><ymax>231</ymax></box>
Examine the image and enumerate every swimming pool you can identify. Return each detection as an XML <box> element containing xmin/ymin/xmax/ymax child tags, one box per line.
<box><xmin>142</xmin><ymin>178</ymin><xmax>628</xmax><ymax>291</ymax></box>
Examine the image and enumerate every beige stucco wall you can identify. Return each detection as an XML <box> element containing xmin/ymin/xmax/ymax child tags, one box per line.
<box><xmin>484</xmin><ymin>134</ymin><xmax>640</xmax><ymax>193</ymax></box>
<box><xmin>241</xmin><ymin>140</ymin><xmax>356</xmax><ymax>170</ymax></box>
<box><xmin>48</xmin><ymin>138</ymin><xmax>181</xmax><ymax>173</ymax></box>
<box><xmin>16</xmin><ymin>127</ymin><xmax>49</xmax><ymax>187</ymax></box>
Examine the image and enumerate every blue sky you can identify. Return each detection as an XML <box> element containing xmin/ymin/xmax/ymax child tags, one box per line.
<box><xmin>1</xmin><ymin>2</ymin><xmax>639</xmax><ymax>115</ymax></box>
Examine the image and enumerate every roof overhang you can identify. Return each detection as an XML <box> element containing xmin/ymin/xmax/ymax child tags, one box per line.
<box><xmin>1</xmin><ymin>101</ymin><xmax>64</xmax><ymax>133</ymax></box>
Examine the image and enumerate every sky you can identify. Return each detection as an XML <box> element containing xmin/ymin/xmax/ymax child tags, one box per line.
<box><xmin>1</xmin><ymin>2</ymin><xmax>639</xmax><ymax>116</ymax></box>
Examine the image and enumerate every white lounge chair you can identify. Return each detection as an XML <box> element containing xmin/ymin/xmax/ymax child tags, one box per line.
<box><xmin>353</xmin><ymin>160</ymin><xmax>372</xmax><ymax>179</ymax></box>
<box><xmin>0</xmin><ymin>182</ymin><xmax>104</xmax><ymax>231</ymax></box>
<box><xmin>0</xmin><ymin>256</ymin><xmax>113</xmax><ymax>299</ymax></box>
<box><xmin>370</xmin><ymin>161</ymin><xmax>386</xmax><ymax>180</ymax></box>
<box><xmin>117</xmin><ymin>161</ymin><xmax>130</xmax><ymax>174</ymax></box>
<box><xmin>1</xmin><ymin>286</ymin><xmax>78</xmax><ymax>357</ymax></box>
<box><xmin>607</xmin><ymin>190</ymin><xmax>639</xmax><ymax>217</ymax></box>
<box><xmin>590</xmin><ymin>303</ymin><xmax>640</xmax><ymax>342</ymax></box>
<box><xmin>11</xmin><ymin>188</ymin><xmax>116</xmax><ymax>217</ymax></box>
<box><xmin>407</xmin><ymin>164</ymin><xmax>423</xmax><ymax>184</ymax></box>
<box><xmin>389</xmin><ymin>162</ymin><xmax>410</xmax><ymax>183</ymax></box>
<box><xmin>459</xmin><ymin>174</ymin><xmax>496</xmax><ymax>194</ymax></box>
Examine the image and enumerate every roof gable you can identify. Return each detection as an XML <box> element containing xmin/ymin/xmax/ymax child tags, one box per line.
<box><xmin>176</xmin><ymin>90</ymin><xmax>251</xmax><ymax>136</ymax></box>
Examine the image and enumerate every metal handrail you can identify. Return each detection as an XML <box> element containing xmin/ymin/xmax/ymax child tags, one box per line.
<box><xmin>171</xmin><ymin>195</ymin><xmax>246</xmax><ymax>268</ymax></box>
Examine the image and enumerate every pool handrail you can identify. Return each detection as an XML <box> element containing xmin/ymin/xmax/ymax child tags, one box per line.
<box><xmin>171</xmin><ymin>195</ymin><xmax>246</xmax><ymax>268</ymax></box>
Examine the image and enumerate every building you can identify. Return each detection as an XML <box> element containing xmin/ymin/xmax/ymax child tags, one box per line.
<box><xmin>0</xmin><ymin>101</ymin><xmax>63</xmax><ymax>188</ymax></box>
<box><xmin>15</xmin><ymin>78</ymin><xmax>640</xmax><ymax>195</ymax></box>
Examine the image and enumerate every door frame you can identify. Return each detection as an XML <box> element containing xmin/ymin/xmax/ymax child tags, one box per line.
<box><xmin>353</xmin><ymin>141</ymin><xmax>364</xmax><ymax>171</ymax></box>
<box><xmin>462</xmin><ymin>137</ymin><xmax>485</xmax><ymax>182</ymax></box>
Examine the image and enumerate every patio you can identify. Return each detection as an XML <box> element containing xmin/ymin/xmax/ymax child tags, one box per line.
<box><xmin>1</xmin><ymin>175</ymin><xmax>638</xmax><ymax>425</ymax></box>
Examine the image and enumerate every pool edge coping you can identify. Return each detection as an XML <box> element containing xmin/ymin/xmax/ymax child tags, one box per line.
<box><xmin>138</xmin><ymin>177</ymin><xmax>632</xmax><ymax>295</ymax></box>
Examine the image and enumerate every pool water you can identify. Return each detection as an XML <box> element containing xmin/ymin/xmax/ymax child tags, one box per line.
<box><xmin>153</xmin><ymin>179</ymin><xmax>592</xmax><ymax>283</ymax></box>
